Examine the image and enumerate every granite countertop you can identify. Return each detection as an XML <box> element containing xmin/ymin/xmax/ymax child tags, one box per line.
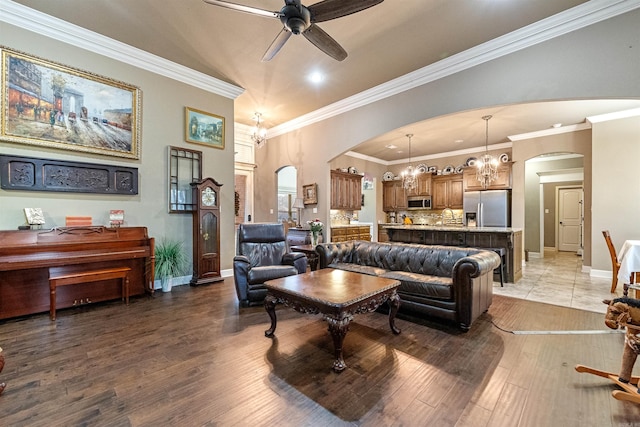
<box><xmin>382</xmin><ymin>224</ymin><xmax>522</xmax><ymax>233</ymax></box>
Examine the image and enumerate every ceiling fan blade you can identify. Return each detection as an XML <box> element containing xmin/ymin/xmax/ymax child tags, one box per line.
<box><xmin>202</xmin><ymin>0</ymin><xmax>280</xmax><ymax>19</ymax></box>
<box><xmin>303</xmin><ymin>24</ymin><xmax>347</xmax><ymax>61</ymax></box>
<box><xmin>308</xmin><ymin>0</ymin><xmax>383</xmax><ymax>23</ymax></box>
<box><xmin>262</xmin><ymin>28</ymin><xmax>293</xmax><ymax>62</ymax></box>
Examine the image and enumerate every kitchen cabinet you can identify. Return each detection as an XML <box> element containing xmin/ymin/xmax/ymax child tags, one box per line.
<box><xmin>432</xmin><ymin>175</ymin><xmax>463</xmax><ymax>209</ymax></box>
<box><xmin>331</xmin><ymin>225</ymin><xmax>371</xmax><ymax>242</ymax></box>
<box><xmin>463</xmin><ymin>162</ymin><xmax>512</xmax><ymax>191</ymax></box>
<box><xmin>330</xmin><ymin>170</ymin><xmax>362</xmax><ymax>210</ymax></box>
<box><xmin>382</xmin><ymin>180</ymin><xmax>408</xmax><ymax>211</ymax></box>
<box><xmin>406</xmin><ymin>173</ymin><xmax>432</xmax><ymax>196</ymax></box>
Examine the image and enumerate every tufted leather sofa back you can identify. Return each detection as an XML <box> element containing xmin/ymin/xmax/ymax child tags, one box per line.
<box><xmin>318</xmin><ymin>240</ymin><xmax>489</xmax><ymax>277</ymax></box>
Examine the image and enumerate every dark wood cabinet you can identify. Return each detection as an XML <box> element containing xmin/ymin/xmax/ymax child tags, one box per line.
<box><xmin>382</xmin><ymin>180</ymin><xmax>408</xmax><ymax>211</ymax></box>
<box><xmin>406</xmin><ymin>173</ymin><xmax>432</xmax><ymax>196</ymax></box>
<box><xmin>463</xmin><ymin>163</ymin><xmax>512</xmax><ymax>191</ymax></box>
<box><xmin>432</xmin><ymin>175</ymin><xmax>463</xmax><ymax>209</ymax></box>
<box><xmin>330</xmin><ymin>170</ymin><xmax>362</xmax><ymax>210</ymax></box>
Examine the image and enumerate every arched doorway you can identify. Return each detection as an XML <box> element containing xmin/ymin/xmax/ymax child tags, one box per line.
<box><xmin>276</xmin><ymin>166</ymin><xmax>298</xmax><ymax>226</ymax></box>
<box><xmin>524</xmin><ymin>153</ymin><xmax>584</xmax><ymax>258</ymax></box>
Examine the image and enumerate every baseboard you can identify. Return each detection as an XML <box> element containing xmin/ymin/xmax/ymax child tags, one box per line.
<box><xmin>153</xmin><ymin>270</ymin><xmax>233</xmax><ymax>289</ymax></box>
<box><xmin>590</xmin><ymin>269</ymin><xmax>612</xmax><ymax>279</ymax></box>
<box><xmin>582</xmin><ymin>265</ymin><xmax>591</xmax><ymax>274</ymax></box>
<box><xmin>527</xmin><ymin>251</ymin><xmax>542</xmax><ymax>258</ymax></box>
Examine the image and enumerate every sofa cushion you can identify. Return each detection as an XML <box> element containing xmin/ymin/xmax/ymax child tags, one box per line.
<box><xmin>248</xmin><ymin>265</ymin><xmax>298</xmax><ymax>285</ymax></box>
<box><xmin>328</xmin><ymin>262</ymin><xmax>387</xmax><ymax>277</ymax></box>
<box><xmin>380</xmin><ymin>270</ymin><xmax>453</xmax><ymax>300</ymax></box>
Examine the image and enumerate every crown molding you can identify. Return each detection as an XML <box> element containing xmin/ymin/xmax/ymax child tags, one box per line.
<box><xmin>509</xmin><ymin>123</ymin><xmax>591</xmax><ymax>141</ymax></box>
<box><xmin>269</xmin><ymin>0</ymin><xmax>640</xmax><ymax>138</ymax></box>
<box><xmin>345</xmin><ymin>141</ymin><xmax>513</xmax><ymax>167</ymax></box>
<box><xmin>0</xmin><ymin>0</ymin><xmax>244</xmax><ymax>100</ymax></box>
<box><xmin>587</xmin><ymin>107</ymin><xmax>640</xmax><ymax>123</ymax></box>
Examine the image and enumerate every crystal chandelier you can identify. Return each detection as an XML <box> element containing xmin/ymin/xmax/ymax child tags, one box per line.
<box><xmin>476</xmin><ymin>115</ymin><xmax>499</xmax><ymax>189</ymax></box>
<box><xmin>401</xmin><ymin>133</ymin><xmax>417</xmax><ymax>191</ymax></box>
<box><xmin>251</xmin><ymin>112</ymin><xmax>267</xmax><ymax>148</ymax></box>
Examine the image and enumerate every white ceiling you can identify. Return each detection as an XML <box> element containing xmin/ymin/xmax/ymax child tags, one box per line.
<box><xmin>8</xmin><ymin>0</ymin><xmax>640</xmax><ymax>162</ymax></box>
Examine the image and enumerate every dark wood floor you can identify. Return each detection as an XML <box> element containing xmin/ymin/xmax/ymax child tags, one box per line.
<box><xmin>1</xmin><ymin>278</ymin><xmax>639</xmax><ymax>426</ymax></box>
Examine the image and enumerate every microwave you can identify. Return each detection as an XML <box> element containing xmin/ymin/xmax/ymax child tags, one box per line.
<box><xmin>407</xmin><ymin>196</ymin><xmax>432</xmax><ymax>210</ymax></box>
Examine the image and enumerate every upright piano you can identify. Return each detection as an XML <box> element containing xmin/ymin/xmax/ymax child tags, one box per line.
<box><xmin>0</xmin><ymin>226</ymin><xmax>155</xmax><ymax>320</ymax></box>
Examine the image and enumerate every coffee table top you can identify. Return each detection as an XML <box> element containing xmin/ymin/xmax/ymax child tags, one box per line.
<box><xmin>264</xmin><ymin>268</ymin><xmax>400</xmax><ymax>307</ymax></box>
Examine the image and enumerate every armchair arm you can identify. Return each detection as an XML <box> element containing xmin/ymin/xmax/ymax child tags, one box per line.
<box><xmin>283</xmin><ymin>252</ymin><xmax>307</xmax><ymax>274</ymax></box>
<box><xmin>233</xmin><ymin>255</ymin><xmax>251</xmax><ymax>301</ymax></box>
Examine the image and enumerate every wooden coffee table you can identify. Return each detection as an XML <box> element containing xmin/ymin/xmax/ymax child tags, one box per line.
<box><xmin>264</xmin><ymin>268</ymin><xmax>401</xmax><ymax>372</ymax></box>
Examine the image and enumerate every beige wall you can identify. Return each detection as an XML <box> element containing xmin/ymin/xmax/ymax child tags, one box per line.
<box><xmin>254</xmin><ymin>9</ymin><xmax>639</xmax><ymax>271</ymax></box>
<box><xmin>0</xmin><ymin>23</ymin><xmax>237</xmax><ymax>274</ymax></box>
<box><xmin>591</xmin><ymin>115</ymin><xmax>640</xmax><ymax>273</ymax></box>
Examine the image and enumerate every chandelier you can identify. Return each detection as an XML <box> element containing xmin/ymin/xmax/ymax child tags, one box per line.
<box><xmin>251</xmin><ymin>112</ymin><xmax>267</xmax><ymax>148</ymax></box>
<box><xmin>401</xmin><ymin>133</ymin><xmax>417</xmax><ymax>191</ymax></box>
<box><xmin>476</xmin><ymin>115</ymin><xmax>499</xmax><ymax>189</ymax></box>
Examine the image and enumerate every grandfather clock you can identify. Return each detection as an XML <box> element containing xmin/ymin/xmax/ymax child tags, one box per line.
<box><xmin>190</xmin><ymin>177</ymin><xmax>224</xmax><ymax>286</ymax></box>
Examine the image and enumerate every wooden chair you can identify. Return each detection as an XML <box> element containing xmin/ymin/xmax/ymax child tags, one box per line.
<box><xmin>603</xmin><ymin>230</ymin><xmax>621</xmax><ymax>293</ymax></box>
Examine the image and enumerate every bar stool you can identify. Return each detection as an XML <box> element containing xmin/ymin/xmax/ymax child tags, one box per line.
<box><xmin>489</xmin><ymin>248</ymin><xmax>506</xmax><ymax>287</ymax></box>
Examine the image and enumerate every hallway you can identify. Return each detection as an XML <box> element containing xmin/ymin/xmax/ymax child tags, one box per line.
<box><xmin>493</xmin><ymin>249</ymin><xmax>618</xmax><ymax>314</ymax></box>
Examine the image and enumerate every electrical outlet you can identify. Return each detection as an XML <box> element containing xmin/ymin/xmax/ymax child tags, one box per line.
<box><xmin>313</xmin><ymin>208</ymin><xmax>317</xmax><ymax>214</ymax></box>
<box><xmin>545</xmin><ymin>208</ymin><xmax>549</xmax><ymax>214</ymax></box>
<box><xmin>270</xmin><ymin>209</ymin><xmax>273</xmax><ymax>214</ymax></box>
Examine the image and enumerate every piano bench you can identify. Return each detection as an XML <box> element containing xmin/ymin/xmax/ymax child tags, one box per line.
<box><xmin>48</xmin><ymin>266</ymin><xmax>131</xmax><ymax>321</ymax></box>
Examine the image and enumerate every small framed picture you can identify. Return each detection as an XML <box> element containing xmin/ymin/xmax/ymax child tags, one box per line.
<box><xmin>185</xmin><ymin>107</ymin><xmax>225</xmax><ymax>149</ymax></box>
<box><xmin>303</xmin><ymin>183</ymin><xmax>317</xmax><ymax>205</ymax></box>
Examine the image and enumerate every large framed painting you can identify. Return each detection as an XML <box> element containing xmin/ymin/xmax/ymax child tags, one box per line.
<box><xmin>185</xmin><ymin>107</ymin><xmax>225</xmax><ymax>149</ymax></box>
<box><xmin>0</xmin><ymin>46</ymin><xmax>142</xmax><ymax>159</ymax></box>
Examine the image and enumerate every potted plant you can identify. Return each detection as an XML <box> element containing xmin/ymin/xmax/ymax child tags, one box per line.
<box><xmin>154</xmin><ymin>239</ymin><xmax>188</xmax><ymax>292</ymax></box>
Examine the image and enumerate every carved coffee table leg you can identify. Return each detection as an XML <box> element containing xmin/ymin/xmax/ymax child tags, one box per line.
<box><xmin>264</xmin><ymin>294</ymin><xmax>278</xmax><ymax>338</ymax></box>
<box><xmin>388</xmin><ymin>291</ymin><xmax>402</xmax><ymax>335</ymax></box>
<box><xmin>326</xmin><ymin>316</ymin><xmax>351</xmax><ymax>372</ymax></box>
<box><xmin>0</xmin><ymin>347</ymin><xmax>5</xmax><ymax>395</ymax></box>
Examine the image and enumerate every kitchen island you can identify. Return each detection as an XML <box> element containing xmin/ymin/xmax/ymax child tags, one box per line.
<box><xmin>383</xmin><ymin>225</ymin><xmax>523</xmax><ymax>283</ymax></box>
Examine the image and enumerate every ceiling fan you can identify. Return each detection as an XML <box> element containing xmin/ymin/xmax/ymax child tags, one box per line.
<box><xmin>203</xmin><ymin>0</ymin><xmax>384</xmax><ymax>61</ymax></box>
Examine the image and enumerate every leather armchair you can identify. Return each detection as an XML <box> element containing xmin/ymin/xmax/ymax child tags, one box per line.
<box><xmin>234</xmin><ymin>223</ymin><xmax>307</xmax><ymax>307</ymax></box>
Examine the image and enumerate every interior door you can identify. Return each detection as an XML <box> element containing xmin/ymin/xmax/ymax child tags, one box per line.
<box><xmin>558</xmin><ymin>187</ymin><xmax>583</xmax><ymax>252</ymax></box>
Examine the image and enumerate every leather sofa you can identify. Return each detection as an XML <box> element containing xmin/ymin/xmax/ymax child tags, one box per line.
<box><xmin>316</xmin><ymin>240</ymin><xmax>500</xmax><ymax>331</ymax></box>
<box><xmin>234</xmin><ymin>223</ymin><xmax>307</xmax><ymax>307</ymax></box>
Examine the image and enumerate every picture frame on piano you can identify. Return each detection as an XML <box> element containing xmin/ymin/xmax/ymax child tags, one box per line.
<box><xmin>24</xmin><ymin>207</ymin><xmax>45</xmax><ymax>225</ymax></box>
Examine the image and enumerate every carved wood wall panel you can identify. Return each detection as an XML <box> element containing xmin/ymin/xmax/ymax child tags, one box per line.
<box><xmin>0</xmin><ymin>154</ymin><xmax>138</xmax><ymax>194</ymax></box>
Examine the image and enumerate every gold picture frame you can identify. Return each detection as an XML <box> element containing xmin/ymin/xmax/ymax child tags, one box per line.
<box><xmin>185</xmin><ymin>106</ymin><xmax>225</xmax><ymax>149</ymax></box>
<box><xmin>303</xmin><ymin>183</ymin><xmax>318</xmax><ymax>205</ymax></box>
<box><xmin>1</xmin><ymin>46</ymin><xmax>142</xmax><ymax>159</ymax></box>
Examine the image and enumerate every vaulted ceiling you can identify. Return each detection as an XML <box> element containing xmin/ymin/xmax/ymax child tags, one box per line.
<box><xmin>10</xmin><ymin>0</ymin><xmax>640</xmax><ymax>162</ymax></box>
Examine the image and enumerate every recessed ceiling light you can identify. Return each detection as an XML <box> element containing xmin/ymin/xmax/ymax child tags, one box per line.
<box><xmin>308</xmin><ymin>71</ymin><xmax>324</xmax><ymax>84</ymax></box>
<box><xmin>552</xmin><ymin>123</ymin><xmax>562</xmax><ymax>128</ymax></box>
<box><xmin>454</xmin><ymin>139</ymin><xmax>464</xmax><ymax>143</ymax></box>
<box><xmin>385</xmin><ymin>144</ymin><xmax>397</xmax><ymax>149</ymax></box>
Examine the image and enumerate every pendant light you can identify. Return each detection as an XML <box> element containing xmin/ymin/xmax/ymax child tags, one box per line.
<box><xmin>251</xmin><ymin>112</ymin><xmax>267</xmax><ymax>148</ymax></box>
<box><xmin>401</xmin><ymin>134</ymin><xmax>417</xmax><ymax>191</ymax></box>
<box><xmin>476</xmin><ymin>115</ymin><xmax>499</xmax><ymax>189</ymax></box>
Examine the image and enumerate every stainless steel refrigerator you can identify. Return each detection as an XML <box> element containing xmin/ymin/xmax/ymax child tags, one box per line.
<box><xmin>463</xmin><ymin>190</ymin><xmax>511</xmax><ymax>227</ymax></box>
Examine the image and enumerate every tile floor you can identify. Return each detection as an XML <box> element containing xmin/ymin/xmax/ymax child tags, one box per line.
<box><xmin>493</xmin><ymin>249</ymin><xmax>621</xmax><ymax>314</ymax></box>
